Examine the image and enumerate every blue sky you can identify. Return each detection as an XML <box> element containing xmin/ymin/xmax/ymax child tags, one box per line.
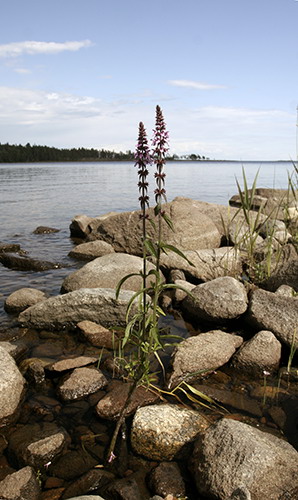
<box><xmin>1</xmin><ymin>0</ymin><xmax>298</xmax><ymax>160</ymax></box>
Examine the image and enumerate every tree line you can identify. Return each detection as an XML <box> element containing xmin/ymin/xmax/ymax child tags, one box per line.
<box><xmin>0</xmin><ymin>142</ymin><xmax>209</xmax><ymax>163</ymax></box>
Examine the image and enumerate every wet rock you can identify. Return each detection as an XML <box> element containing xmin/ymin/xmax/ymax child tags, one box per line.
<box><xmin>18</xmin><ymin>288</ymin><xmax>139</xmax><ymax>330</ymax></box>
<box><xmin>182</xmin><ymin>276</ymin><xmax>248</xmax><ymax>323</ymax></box>
<box><xmin>68</xmin><ymin>240</ymin><xmax>115</xmax><ymax>261</ymax></box>
<box><xmin>90</xmin><ymin>198</ymin><xmax>221</xmax><ymax>255</ymax></box>
<box><xmin>61</xmin><ymin>253</ymin><xmax>161</xmax><ymax>293</ymax></box>
<box><xmin>190</xmin><ymin>417</ymin><xmax>298</xmax><ymax>499</ymax></box>
<box><xmin>0</xmin><ymin>346</ymin><xmax>26</xmax><ymax>427</ymax></box>
<box><xmin>77</xmin><ymin>320</ymin><xmax>119</xmax><ymax>349</ymax></box>
<box><xmin>193</xmin><ymin>385</ymin><xmax>262</xmax><ymax>417</ymax></box>
<box><xmin>62</xmin><ymin>469</ymin><xmax>114</xmax><ymax>499</ymax></box>
<box><xmin>167</xmin><ymin>331</ymin><xmax>243</xmax><ymax>389</ymax></box>
<box><xmin>19</xmin><ymin>357</ymin><xmax>47</xmax><ymax>388</ymax></box>
<box><xmin>0</xmin><ymin>253</ymin><xmax>62</xmax><ymax>271</ymax></box>
<box><xmin>95</xmin><ymin>380</ymin><xmax>159</xmax><ymax>420</ymax></box>
<box><xmin>4</xmin><ymin>287</ymin><xmax>47</xmax><ymax>313</ymax></box>
<box><xmin>65</xmin><ymin>497</ymin><xmax>107</xmax><ymax>500</ymax></box>
<box><xmin>57</xmin><ymin>367</ymin><xmax>108</xmax><ymax>401</ymax></box>
<box><xmin>131</xmin><ymin>404</ymin><xmax>209</xmax><ymax>461</ymax></box>
<box><xmin>160</xmin><ymin>247</ymin><xmax>242</xmax><ymax>282</ymax></box>
<box><xmin>0</xmin><ymin>340</ymin><xmax>28</xmax><ymax>361</ymax></box>
<box><xmin>104</xmin><ymin>476</ymin><xmax>143</xmax><ymax>500</ymax></box>
<box><xmin>50</xmin><ymin>450</ymin><xmax>98</xmax><ymax>481</ymax></box>
<box><xmin>0</xmin><ymin>242</ymin><xmax>21</xmax><ymax>253</ymax></box>
<box><xmin>231</xmin><ymin>330</ymin><xmax>282</xmax><ymax>377</ymax></box>
<box><xmin>0</xmin><ymin>466</ymin><xmax>41</xmax><ymax>500</ymax></box>
<box><xmin>148</xmin><ymin>462</ymin><xmax>186</xmax><ymax>498</ymax></box>
<box><xmin>8</xmin><ymin>422</ymin><xmax>70</xmax><ymax>469</ymax></box>
<box><xmin>46</xmin><ymin>356</ymin><xmax>98</xmax><ymax>374</ymax></box>
<box><xmin>33</xmin><ymin>226</ymin><xmax>60</xmax><ymax>234</ymax></box>
<box><xmin>247</xmin><ymin>288</ymin><xmax>298</xmax><ymax>349</ymax></box>
<box><xmin>173</xmin><ymin>279</ymin><xmax>196</xmax><ymax>303</ymax></box>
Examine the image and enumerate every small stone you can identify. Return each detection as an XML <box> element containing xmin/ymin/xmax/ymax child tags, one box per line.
<box><xmin>0</xmin><ymin>466</ymin><xmax>40</xmax><ymax>500</ymax></box>
<box><xmin>57</xmin><ymin>367</ymin><xmax>108</xmax><ymax>401</ymax></box>
<box><xmin>46</xmin><ymin>356</ymin><xmax>98</xmax><ymax>374</ymax></box>
<box><xmin>4</xmin><ymin>288</ymin><xmax>47</xmax><ymax>313</ymax></box>
<box><xmin>77</xmin><ymin>320</ymin><xmax>119</xmax><ymax>348</ymax></box>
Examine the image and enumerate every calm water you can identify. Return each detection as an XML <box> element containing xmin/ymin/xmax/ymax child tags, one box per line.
<box><xmin>0</xmin><ymin>160</ymin><xmax>296</xmax><ymax>328</ymax></box>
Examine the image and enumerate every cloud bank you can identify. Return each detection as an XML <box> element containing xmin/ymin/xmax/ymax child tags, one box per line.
<box><xmin>0</xmin><ymin>40</ymin><xmax>93</xmax><ymax>58</ymax></box>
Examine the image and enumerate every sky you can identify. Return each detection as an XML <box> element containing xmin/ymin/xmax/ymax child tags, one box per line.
<box><xmin>1</xmin><ymin>0</ymin><xmax>298</xmax><ymax>160</ymax></box>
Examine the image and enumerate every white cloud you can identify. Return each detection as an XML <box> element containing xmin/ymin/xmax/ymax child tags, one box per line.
<box><xmin>14</xmin><ymin>68</ymin><xmax>31</xmax><ymax>74</ymax></box>
<box><xmin>0</xmin><ymin>40</ymin><xmax>93</xmax><ymax>58</ymax></box>
<box><xmin>168</xmin><ymin>79</ymin><xmax>226</xmax><ymax>90</ymax></box>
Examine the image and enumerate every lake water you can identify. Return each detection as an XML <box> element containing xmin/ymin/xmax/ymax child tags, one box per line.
<box><xmin>0</xmin><ymin>160</ymin><xmax>296</xmax><ymax>328</ymax></box>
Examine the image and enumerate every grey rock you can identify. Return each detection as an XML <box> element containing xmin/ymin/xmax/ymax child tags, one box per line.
<box><xmin>131</xmin><ymin>404</ymin><xmax>209</xmax><ymax>461</ymax></box>
<box><xmin>18</xmin><ymin>288</ymin><xmax>139</xmax><ymax>330</ymax></box>
<box><xmin>69</xmin><ymin>214</ymin><xmax>95</xmax><ymax>238</ymax></box>
<box><xmin>61</xmin><ymin>252</ymin><xmax>160</xmax><ymax>293</ymax></box>
<box><xmin>90</xmin><ymin>198</ymin><xmax>221</xmax><ymax>255</ymax></box>
<box><xmin>8</xmin><ymin>422</ymin><xmax>70</xmax><ymax>469</ymax></box>
<box><xmin>68</xmin><ymin>240</ymin><xmax>115</xmax><ymax>261</ymax></box>
<box><xmin>0</xmin><ymin>242</ymin><xmax>21</xmax><ymax>253</ymax></box>
<box><xmin>57</xmin><ymin>367</ymin><xmax>108</xmax><ymax>401</ymax></box>
<box><xmin>0</xmin><ymin>346</ymin><xmax>26</xmax><ymax>427</ymax></box>
<box><xmin>190</xmin><ymin>418</ymin><xmax>298</xmax><ymax>500</ymax></box>
<box><xmin>4</xmin><ymin>287</ymin><xmax>47</xmax><ymax>313</ymax></box>
<box><xmin>0</xmin><ymin>341</ymin><xmax>27</xmax><ymax>361</ymax></box>
<box><xmin>160</xmin><ymin>247</ymin><xmax>242</xmax><ymax>282</ymax></box>
<box><xmin>62</xmin><ymin>469</ymin><xmax>114</xmax><ymax>499</ymax></box>
<box><xmin>173</xmin><ymin>279</ymin><xmax>196</xmax><ymax>303</ymax></box>
<box><xmin>182</xmin><ymin>276</ymin><xmax>248</xmax><ymax>323</ymax></box>
<box><xmin>231</xmin><ymin>330</ymin><xmax>281</xmax><ymax>377</ymax></box>
<box><xmin>104</xmin><ymin>477</ymin><xmax>142</xmax><ymax>500</ymax></box>
<box><xmin>247</xmin><ymin>288</ymin><xmax>298</xmax><ymax>349</ymax></box>
<box><xmin>64</xmin><ymin>496</ymin><xmax>106</xmax><ymax>500</ymax></box>
<box><xmin>148</xmin><ymin>462</ymin><xmax>186</xmax><ymax>498</ymax></box>
<box><xmin>167</xmin><ymin>330</ymin><xmax>243</xmax><ymax>389</ymax></box>
<box><xmin>46</xmin><ymin>355</ymin><xmax>98</xmax><ymax>374</ymax></box>
<box><xmin>260</xmin><ymin>244</ymin><xmax>298</xmax><ymax>291</ymax></box>
<box><xmin>275</xmin><ymin>284</ymin><xmax>296</xmax><ymax>297</ymax></box>
<box><xmin>0</xmin><ymin>466</ymin><xmax>41</xmax><ymax>500</ymax></box>
<box><xmin>33</xmin><ymin>226</ymin><xmax>59</xmax><ymax>234</ymax></box>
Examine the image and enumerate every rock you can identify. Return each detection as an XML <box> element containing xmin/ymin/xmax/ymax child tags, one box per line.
<box><xmin>46</xmin><ymin>356</ymin><xmax>98</xmax><ymax>374</ymax></box>
<box><xmin>247</xmin><ymin>288</ymin><xmax>298</xmax><ymax>349</ymax></box>
<box><xmin>275</xmin><ymin>284</ymin><xmax>295</xmax><ymax>297</ymax></box>
<box><xmin>228</xmin><ymin>219</ymin><xmax>264</xmax><ymax>249</ymax></box>
<box><xmin>77</xmin><ymin>320</ymin><xmax>119</xmax><ymax>348</ymax></box>
<box><xmin>33</xmin><ymin>226</ymin><xmax>60</xmax><ymax>234</ymax></box>
<box><xmin>68</xmin><ymin>240</ymin><xmax>115</xmax><ymax>261</ymax></box>
<box><xmin>95</xmin><ymin>380</ymin><xmax>159</xmax><ymax>420</ymax></box>
<box><xmin>61</xmin><ymin>253</ymin><xmax>161</xmax><ymax>293</ymax></box>
<box><xmin>148</xmin><ymin>462</ymin><xmax>186</xmax><ymax>498</ymax></box>
<box><xmin>61</xmin><ymin>469</ymin><xmax>114</xmax><ymax>499</ymax></box>
<box><xmin>0</xmin><ymin>466</ymin><xmax>41</xmax><ymax>500</ymax></box>
<box><xmin>173</xmin><ymin>280</ymin><xmax>196</xmax><ymax>303</ymax></box>
<box><xmin>0</xmin><ymin>341</ymin><xmax>27</xmax><ymax>361</ymax></box>
<box><xmin>0</xmin><ymin>346</ymin><xmax>26</xmax><ymax>427</ymax></box>
<box><xmin>19</xmin><ymin>357</ymin><xmax>47</xmax><ymax>388</ymax></box>
<box><xmin>104</xmin><ymin>477</ymin><xmax>143</xmax><ymax>500</ymax></box>
<box><xmin>193</xmin><ymin>385</ymin><xmax>262</xmax><ymax>417</ymax></box>
<box><xmin>8</xmin><ymin>422</ymin><xmax>70</xmax><ymax>469</ymax></box>
<box><xmin>259</xmin><ymin>244</ymin><xmax>298</xmax><ymax>291</ymax></box>
<box><xmin>167</xmin><ymin>330</ymin><xmax>243</xmax><ymax>389</ymax></box>
<box><xmin>49</xmin><ymin>450</ymin><xmax>98</xmax><ymax>481</ymax></box>
<box><xmin>0</xmin><ymin>253</ymin><xmax>62</xmax><ymax>271</ymax></box>
<box><xmin>4</xmin><ymin>288</ymin><xmax>47</xmax><ymax>313</ymax></box>
<box><xmin>131</xmin><ymin>404</ymin><xmax>209</xmax><ymax>461</ymax></box>
<box><xmin>160</xmin><ymin>247</ymin><xmax>242</xmax><ymax>282</ymax></box>
<box><xmin>57</xmin><ymin>367</ymin><xmax>108</xmax><ymax>401</ymax></box>
<box><xmin>89</xmin><ymin>198</ymin><xmax>221</xmax><ymax>255</ymax></box>
<box><xmin>231</xmin><ymin>330</ymin><xmax>281</xmax><ymax>377</ymax></box>
<box><xmin>64</xmin><ymin>497</ymin><xmax>107</xmax><ymax>500</ymax></box>
<box><xmin>18</xmin><ymin>288</ymin><xmax>139</xmax><ymax>330</ymax></box>
<box><xmin>0</xmin><ymin>242</ymin><xmax>21</xmax><ymax>253</ymax></box>
<box><xmin>190</xmin><ymin>417</ymin><xmax>298</xmax><ymax>499</ymax></box>
<box><xmin>182</xmin><ymin>276</ymin><xmax>248</xmax><ymax>323</ymax></box>
<box><xmin>229</xmin><ymin>188</ymin><xmax>294</xmax><ymax>219</ymax></box>
<box><xmin>69</xmin><ymin>215</ymin><xmax>95</xmax><ymax>238</ymax></box>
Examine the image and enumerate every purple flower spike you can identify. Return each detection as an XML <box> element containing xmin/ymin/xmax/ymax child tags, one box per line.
<box><xmin>135</xmin><ymin>122</ymin><xmax>152</xmax><ymax>215</ymax></box>
<box><xmin>152</xmin><ymin>105</ymin><xmax>169</xmax><ymax>204</ymax></box>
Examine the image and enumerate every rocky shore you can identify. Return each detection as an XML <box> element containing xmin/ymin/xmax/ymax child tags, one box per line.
<box><xmin>0</xmin><ymin>193</ymin><xmax>298</xmax><ymax>500</ymax></box>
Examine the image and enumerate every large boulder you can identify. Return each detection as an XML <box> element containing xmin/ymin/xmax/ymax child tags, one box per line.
<box><xmin>167</xmin><ymin>330</ymin><xmax>243</xmax><ymax>389</ymax></box>
<box><xmin>68</xmin><ymin>240</ymin><xmax>115</xmax><ymax>261</ymax></box>
<box><xmin>131</xmin><ymin>404</ymin><xmax>209</xmax><ymax>461</ymax></box>
<box><xmin>247</xmin><ymin>288</ymin><xmax>298</xmax><ymax>349</ymax></box>
<box><xmin>88</xmin><ymin>198</ymin><xmax>222</xmax><ymax>255</ymax></box>
<box><xmin>160</xmin><ymin>247</ymin><xmax>242</xmax><ymax>282</ymax></box>
<box><xmin>182</xmin><ymin>276</ymin><xmax>248</xmax><ymax>323</ymax></box>
<box><xmin>0</xmin><ymin>346</ymin><xmax>26</xmax><ymax>427</ymax></box>
<box><xmin>18</xmin><ymin>288</ymin><xmax>139</xmax><ymax>330</ymax></box>
<box><xmin>0</xmin><ymin>466</ymin><xmax>41</xmax><ymax>500</ymax></box>
<box><xmin>190</xmin><ymin>418</ymin><xmax>298</xmax><ymax>499</ymax></box>
<box><xmin>61</xmin><ymin>253</ymin><xmax>160</xmax><ymax>293</ymax></box>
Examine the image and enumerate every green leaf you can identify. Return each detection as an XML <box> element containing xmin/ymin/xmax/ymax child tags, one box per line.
<box><xmin>161</xmin><ymin>212</ymin><xmax>174</xmax><ymax>231</ymax></box>
<box><xmin>115</xmin><ymin>272</ymin><xmax>142</xmax><ymax>299</ymax></box>
<box><xmin>144</xmin><ymin>239</ymin><xmax>158</xmax><ymax>258</ymax></box>
<box><xmin>159</xmin><ymin>242</ymin><xmax>194</xmax><ymax>266</ymax></box>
